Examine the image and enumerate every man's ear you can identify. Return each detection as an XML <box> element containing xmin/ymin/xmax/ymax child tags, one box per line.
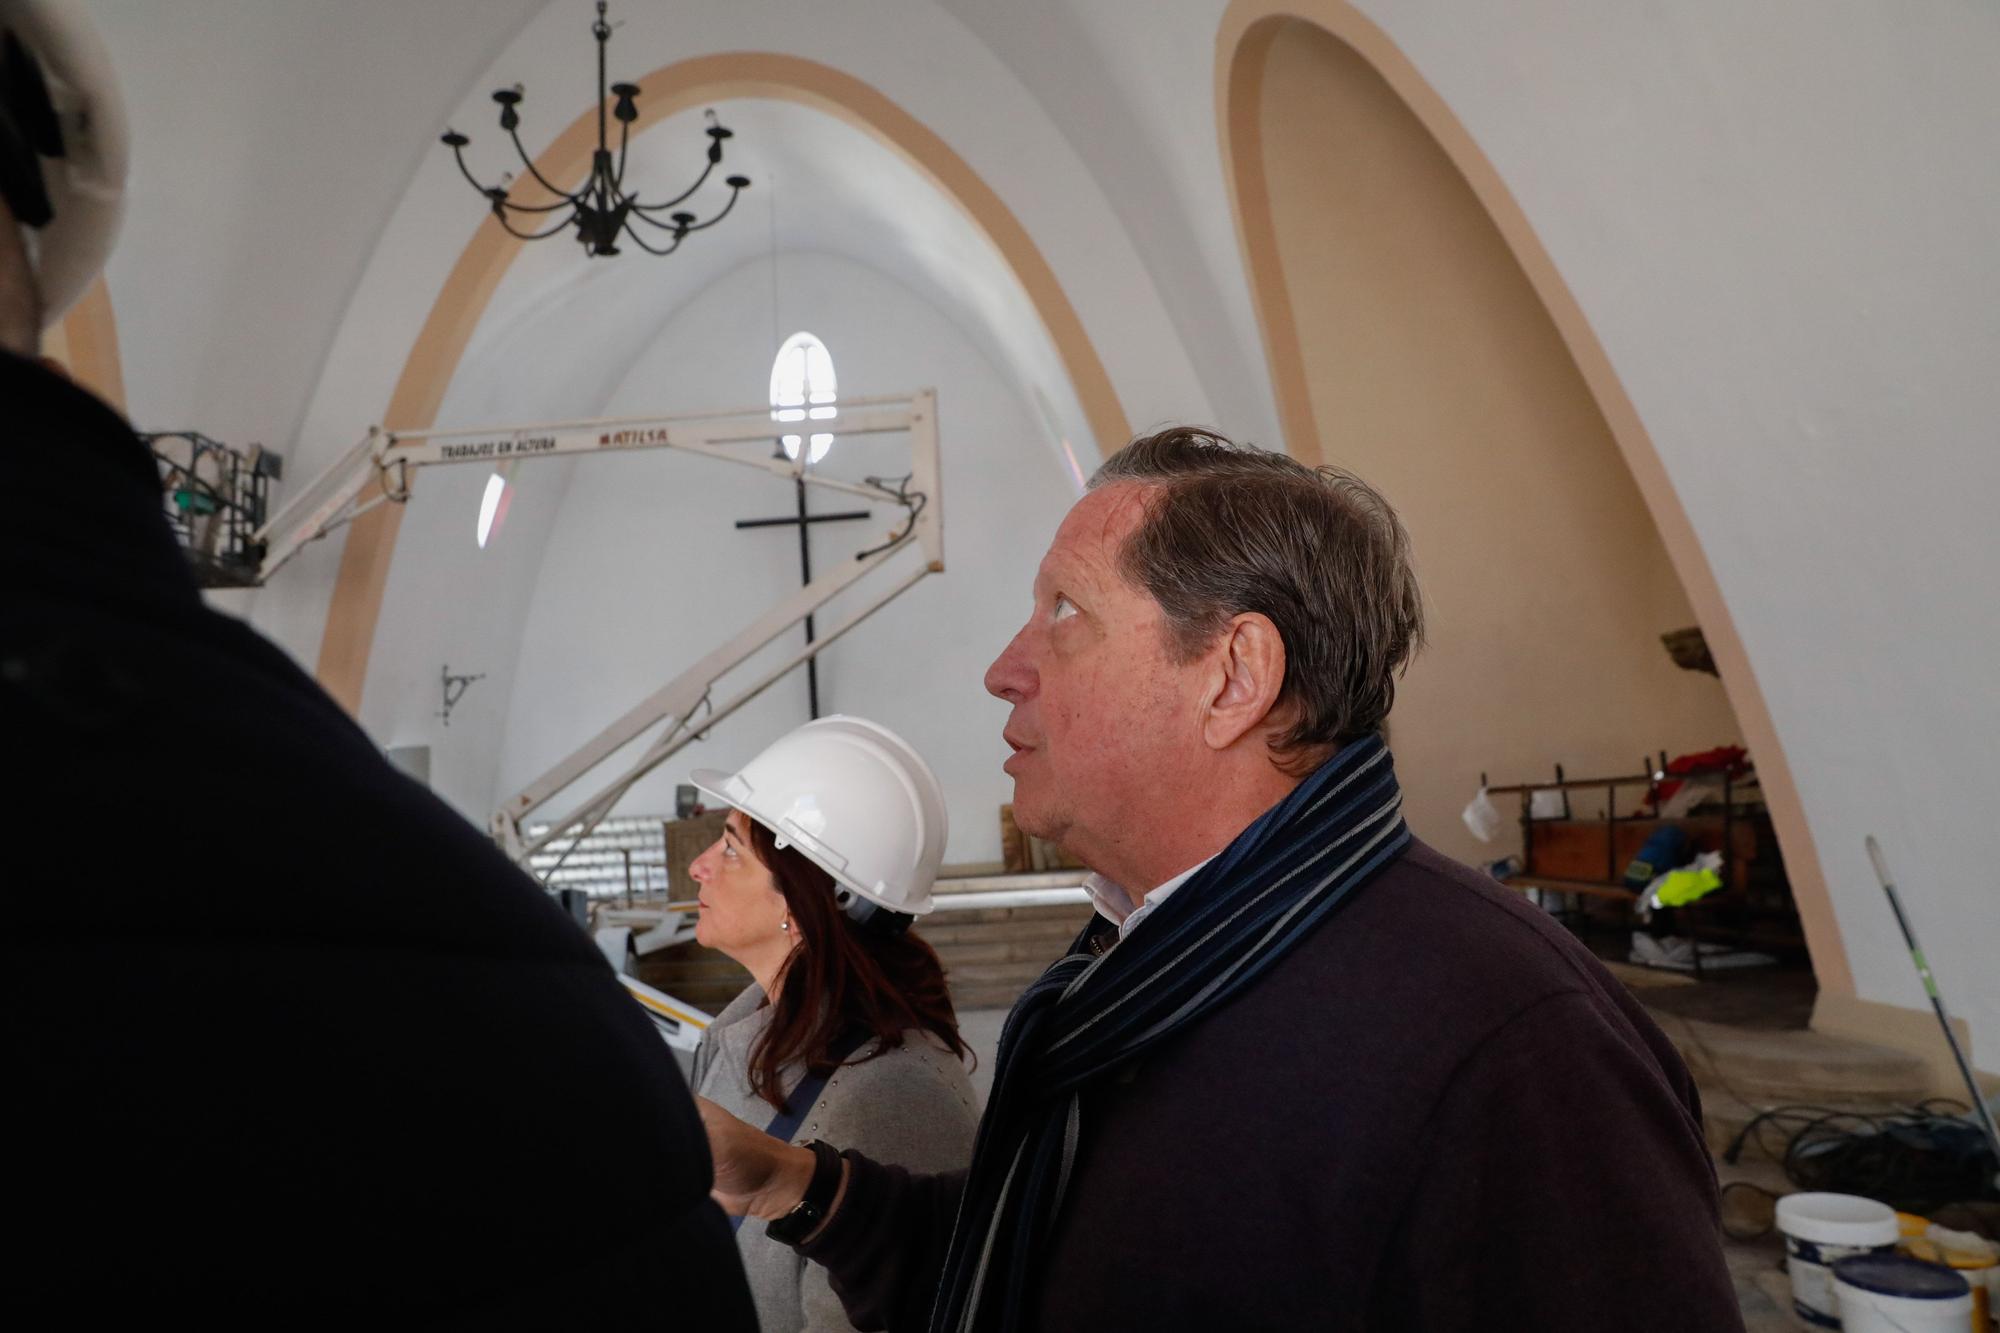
<box><xmin>1200</xmin><ymin>613</ymin><xmax>1287</xmax><ymax>752</ymax></box>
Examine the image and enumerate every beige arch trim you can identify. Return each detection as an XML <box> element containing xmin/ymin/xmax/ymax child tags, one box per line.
<box><xmin>1215</xmin><ymin>0</ymin><xmax>1853</xmax><ymax>997</ymax></box>
<box><xmin>316</xmin><ymin>51</ymin><xmax>1131</xmax><ymax>714</ymax></box>
<box><xmin>44</xmin><ymin>276</ymin><xmax>126</xmax><ymax>411</ymax></box>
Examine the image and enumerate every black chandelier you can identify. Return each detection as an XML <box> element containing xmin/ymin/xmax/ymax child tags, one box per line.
<box><xmin>440</xmin><ymin>1</ymin><xmax>749</xmax><ymax>257</ymax></box>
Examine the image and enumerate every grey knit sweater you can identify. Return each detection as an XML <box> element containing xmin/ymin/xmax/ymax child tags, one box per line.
<box><xmin>691</xmin><ymin>985</ymin><xmax>979</xmax><ymax>1333</ymax></box>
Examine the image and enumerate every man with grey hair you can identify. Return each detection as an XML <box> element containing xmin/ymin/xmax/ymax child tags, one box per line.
<box><xmin>703</xmin><ymin>427</ymin><xmax>1743</xmax><ymax>1330</ymax></box>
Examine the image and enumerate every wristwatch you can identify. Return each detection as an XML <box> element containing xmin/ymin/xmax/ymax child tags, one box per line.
<box><xmin>765</xmin><ymin>1139</ymin><xmax>844</xmax><ymax>1246</ymax></box>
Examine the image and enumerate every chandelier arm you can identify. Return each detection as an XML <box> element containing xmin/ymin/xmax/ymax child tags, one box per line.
<box><xmin>626</xmin><ymin>156</ymin><xmax>719</xmax><ymax>214</ymax></box>
<box><xmin>484</xmin><ymin>193</ymin><xmax>576</xmax><ymax>215</ymax></box>
<box><xmin>449</xmin><ymin>140</ymin><xmax>498</xmax><ymax>196</ymax></box>
<box><xmin>453</xmin><ymin>140</ymin><xmax>577</xmax><ymax>216</ymax></box>
<box><xmin>673</xmin><ymin>183</ymin><xmax>747</xmax><ymax>234</ymax></box>
<box><xmin>494</xmin><ymin>211</ymin><xmax>580</xmax><ymax>242</ymax></box>
<box><xmin>618</xmin><ymin>219</ymin><xmax>684</xmax><ymax>256</ymax></box>
<box><xmin>505</xmin><ymin>125</ymin><xmax>584</xmax><ymax>205</ymax></box>
<box><xmin>626</xmin><ymin>206</ymin><xmax>692</xmax><ymax>233</ymax></box>
<box><xmin>614</xmin><ymin>117</ymin><xmax>630</xmax><ymax>192</ymax></box>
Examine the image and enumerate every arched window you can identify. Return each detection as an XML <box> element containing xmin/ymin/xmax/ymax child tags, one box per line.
<box><xmin>769</xmin><ymin>331</ymin><xmax>838</xmax><ymax>464</ymax></box>
<box><xmin>476</xmin><ymin>461</ymin><xmax>514</xmax><ymax>549</ymax></box>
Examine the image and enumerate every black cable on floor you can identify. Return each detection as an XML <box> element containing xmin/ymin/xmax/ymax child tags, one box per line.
<box><xmin>1720</xmin><ymin>1099</ymin><xmax>1997</xmax><ymax>1219</ymax></box>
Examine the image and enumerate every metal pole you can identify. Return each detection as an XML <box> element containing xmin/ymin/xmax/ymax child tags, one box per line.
<box><xmin>1865</xmin><ymin>835</ymin><xmax>2000</xmax><ymax>1188</ymax></box>
<box><xmin>594</xmin><ymin>3</ymin><xmax>608</xmax><ymax>204</ymax></box>
<box><xmin>797</xmin><ymin>476</ymin><xmax>819</xmax><ymax>719</ymax></box>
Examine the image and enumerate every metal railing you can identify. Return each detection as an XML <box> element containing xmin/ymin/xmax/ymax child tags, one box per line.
<box><xmin>523</xmin><ymin>815</ymin><xmax>671</xmax><ymax>902</ymax></box>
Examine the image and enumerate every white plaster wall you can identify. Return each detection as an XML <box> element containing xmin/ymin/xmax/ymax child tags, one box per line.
<box><xmin>937</xmin><ymin>0</ymin><xmax>1284</xmax><ymax>452</ymax></box>
<box><xmin>353</xmin><ymin>329</ymin><xmax>616</xmax><ymax>824</ymax></box>
<box><xmin>82</xmin><ymin>0</ymin><xmax>2000</xmax><ymax>1059</ymax></box>
<box><xmin>1339</xmin><ymin>0</ymin><xmax>2000</xmax><ymax>1070</ymax></box>
<box><xmin>88</xmin><ymin>0</ymin><xmax>545</xmax><ymax>462</ymax></box>
<box><xmin>353</xmin><ymin>85</ymin><xmax>1101</xmax><ymax>851</ymax></box>
<box><xmin>251</xmin><ymin>0</ymin><xmax>1207</xmax><ymax>684</ymax></box>
<box><xmin>483</xmin><ymin>252</ymin><xmax>1077</xmax><ymax>864</ymax></box>
<box><xmin>995</xmin><ymin>0</ymin><xmax>2000</xmax><ymax>1062</ymax></box>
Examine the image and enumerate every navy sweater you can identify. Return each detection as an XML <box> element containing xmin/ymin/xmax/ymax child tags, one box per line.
<box><xmin>802</xmin><ymin>841</ymin><xmax>1744</xmax><ymax>1331</ymax></box>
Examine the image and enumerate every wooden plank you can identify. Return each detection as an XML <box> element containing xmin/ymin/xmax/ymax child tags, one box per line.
<box><xmin>951</xmin><ymin>984</ymin><xmax>1034</xmax><ymax>1011</ymax></box>
<box><xmin>930</xmin><ymin>938</ymin><xmax>1069</xmax><ymax>967</ymax></box>
<box><xmin>1501</xmin><ymin>874</ymin><xmax>1637</xmax><ymax>903</ymax></box>
<box><xmin>915</xmin><ymin>918</ymin><xmax>1090</xmax><ymax>949</ymax></box>
<box><xmin>1527</xmin><ymin>816</ymin><xmax>1761</xmax><ymax>889</ymax></box>
<box><xmin>943</xmin><ymin>959</ymin><xmax>1062</xmax><ymax>986</ymax></box>
<box><xmin>918</xmin><ymin>905</ymin><xmax>1096</xmax><ymax>929</ymax></box>
<box><xmin>999</xmin><ymin>804</ymin><xmax>1028</xmax><ymax>874</ymax></box>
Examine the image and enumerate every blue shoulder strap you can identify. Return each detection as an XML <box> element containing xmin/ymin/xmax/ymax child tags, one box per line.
<box><xmin>731</xmin><ymin>1028</ymin><xmax>871</xmax><ymax>1234</ymax></box>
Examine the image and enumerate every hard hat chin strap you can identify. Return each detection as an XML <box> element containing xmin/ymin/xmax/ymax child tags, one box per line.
<box><xmin>834</xmin><ymin>888</ymin><xmax>914</xmax><ymax>938</ymax></box>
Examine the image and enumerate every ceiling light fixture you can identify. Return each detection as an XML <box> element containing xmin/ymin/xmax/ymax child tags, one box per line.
<box><xmin>440</xmin><ymin>1</ymin><xmax>750</xmax><ymax>257</ymax></box>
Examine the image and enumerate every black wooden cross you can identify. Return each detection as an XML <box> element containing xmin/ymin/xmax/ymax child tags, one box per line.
<box><xmin>735</xmin><ymin>476</ymin><xmax>869</xmax><ymax>719</ymax></box>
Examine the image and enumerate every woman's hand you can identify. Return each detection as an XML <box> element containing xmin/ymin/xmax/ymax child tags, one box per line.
<box><xmin>698</xmin><ymin>1096</ymin><xmax>819</xmax><ymax>1220</ymax></box>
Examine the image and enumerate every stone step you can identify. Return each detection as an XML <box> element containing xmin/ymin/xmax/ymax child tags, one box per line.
<box><xmin>950</xmin><ymin>982</ymin><xmax>1037</xmax><ymax>1012</ymax></box>
<box><xmin>625</xmin><ymin>900</ymin><xmax>1093</xmax><ymax>1023</ymax></box>
<box><xmin>933</xmin><ymin>936</ymin><xmax>1076</xmax><ymax>967</ymax></box>
<box><xmin>917</xmin><ymin>917</ymin><xmax>1086</xmax><ymax>949</ymax></box>
<box><xmin>1662</xmin><ymin>1016</ymin><xmax>1934</xmax><ymax>1105</ymax></box>
<box><xmin>941</xmin><ymin>958</ymin><xmax>1061</xmax><ymax>987</ymax></box>
<box><xmin>923</xmin><ymin>904</ymin><xmax>1098</xmax><ymax>929</ymax></box>
<box><xmin>945</xmin><ymin>958</ymin><xmax>1051</xmax><ymax>1014</ymax></box>
<box><xmin>633</xmin><ymin>940</ymin><xmax>751</xmax><ymax>1016</ymax></box>
<box><xmin>1689</xmin><ymin>1083</ymin><xmax>1933</xmax><ymax>1160</ymax></box>
<box><xmin>924</xmin><ymin>896</ymin><xmax>1088</xmax><ymax>1012</ymax></box>
<box><xmin>926</xmin><ymin>903</ymin><xmax>1087</xmax><ymax>1017</ymax></box>
<box><xmin>1641</xmin><ymin>1013</ymin><xmax>1937</xmax><ymax>1154</ymax></box>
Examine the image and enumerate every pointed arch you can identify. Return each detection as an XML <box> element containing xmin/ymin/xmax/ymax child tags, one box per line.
<box><xmin>1216</xmin><ymin>0</ymin><xmax>1851</xmax><ymax>997</ymax></box>
<box><xmin>45</xmin><ymin>276</ymin><xmax>125</xmax><ymax>411</ymax></box>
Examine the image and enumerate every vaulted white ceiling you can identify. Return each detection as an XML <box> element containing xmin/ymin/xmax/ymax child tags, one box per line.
<box><xmin>450</xmin><ymin>96</ymin><xmax>1087</xmax><ymax>463</ymax></box>
<box><xmin>81</xmin><ymin>0</ymin><xmax>2000</xmax><ymax>1065</ymax></box>
<box><xmin>95</xmin><ymin>0</ymin><xmax>549</xmax><ymax>447</ymax></box>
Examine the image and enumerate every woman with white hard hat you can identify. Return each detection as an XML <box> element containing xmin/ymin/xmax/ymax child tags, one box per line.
<box><xmin>687</xmin><ymin>715</ymin><xmax>978</xmax><ymax>1333</ymax></box>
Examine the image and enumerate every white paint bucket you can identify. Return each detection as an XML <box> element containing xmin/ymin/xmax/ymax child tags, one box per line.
<box><xmin>1775</xmin><ymin>1192</ymin><xmax>1900</xmax><ymax>1328</ymax></box>
<box><xmin>1831</xmin><ymin>1254</ymin><xmax>1972</xmax><ymax>1333</ymax></box>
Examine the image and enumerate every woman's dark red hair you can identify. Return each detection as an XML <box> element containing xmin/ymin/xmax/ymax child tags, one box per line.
<box><xmin>742</xmin><ymin>818</ymin><xmax>969</xmax><ymax>1110</ymax></box>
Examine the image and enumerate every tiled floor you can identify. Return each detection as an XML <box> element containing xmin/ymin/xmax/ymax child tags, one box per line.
<box><xmin>1737</xmin><ymin>1259</ymin><xmax>1798</xmax><ymax>1329</ymax></box>
<box><xmin>1726</xmin><ymin>1235</ymin><xmax>1795</xmax><ymax>1332</ymax></box>
<box><xmin>1717</xmin><ymin>1159</ymin><xmax>1800</xmax><ymax>1332</ymax></box>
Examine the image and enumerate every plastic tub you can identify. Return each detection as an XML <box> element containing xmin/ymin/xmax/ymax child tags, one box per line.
<box><xmin>1776</xmin><ymin>1192</ymin><xmax>1900</xmax><ymax>1328</ymax></box>
<box><xmin>1935</xmin><ymin>1251</ymin><xmax>1993</xmax><ymax>1328</ymax></box>
<box><xmin>1907</xmin><ymin>1228</ymin><xmax>2000</xmax><ymax>1326</ymax></box>
<box><xmin>1830</xmin><ymin>1254</ymin><xmax>1971</xmax><ymax>1333</ymax></box>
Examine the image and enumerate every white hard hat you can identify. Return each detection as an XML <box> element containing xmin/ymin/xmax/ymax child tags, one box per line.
<box><xmin>2</xmin><ymin>0</ymin><xmax>129</xmax><ymax>327</ymax></box>
<box><xmin>692</xmin><ymin>715</ymin><xmax>949</xmax><ymax>919</ymax></box>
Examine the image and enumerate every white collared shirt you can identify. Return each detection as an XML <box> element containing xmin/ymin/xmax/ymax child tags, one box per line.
<box><xmin>1085</xmin><ymin>856</ymin><xmax>1216</xmax><ymax>944</ymax></box>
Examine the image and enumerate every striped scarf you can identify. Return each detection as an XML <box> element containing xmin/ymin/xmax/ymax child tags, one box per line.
<box><xmin>930</xmin><ymin>735</ymin><xmax>1410</xmax><ymax>1332</ymax></box>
